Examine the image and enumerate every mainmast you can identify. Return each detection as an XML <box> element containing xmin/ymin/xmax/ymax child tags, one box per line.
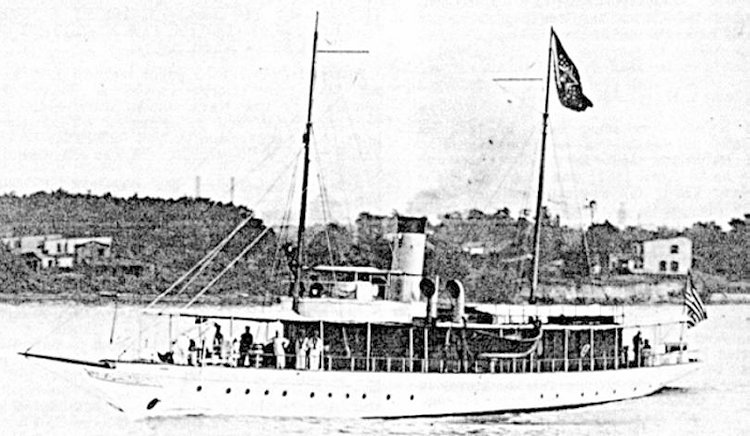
<box><xmin>293</xmin><ymin>12</ymin><xmax>319</xmax><ymax>313</ymax></box>
<box><xmin>528</xmin><ymin>28</ymin><xmax>554</xmax><ymax>304</ymax></box>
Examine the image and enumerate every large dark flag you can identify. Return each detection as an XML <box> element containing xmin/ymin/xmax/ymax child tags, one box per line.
<box><xmin>552</xmin><ymin>31</ymin><xmax>593</xmax><ymax>111</ymax></box>
<box><xmin>685</xmin><ymin>271</ymin><xmax>707</xmax><ymax>328</ymax></box>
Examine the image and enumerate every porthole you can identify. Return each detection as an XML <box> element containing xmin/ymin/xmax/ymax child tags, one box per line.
<box><xmin>595</xmin><ymin>391</ymin><xmax>598</xmax><ymax>396</ymax></box>
<box><xmin>146</xmin><ymin>398</ymin><xmax>160</xmax><ymax>410</ymax></box>
<box><xmin>555</xmin><ymin>394</ymin><xmax>559</xmax><ymax>398</ymax></box>
<box><xmin>386</xmin><ymin>394</ymin><xmax>391</xmax><ymax>400</ymax></box>
<box><xmin>226</xmin><ymin>388</ymin><xmax>231</xmax><ymax>394</ymax></box>
<box><xmin>346</xmin><ymin>393</ymin><xmax>350</xmax><ymax>399</ymax></box>
<box><xmin>540</xmin><ymin>394</ymin><xmax>544</xmax><ymax>399</ymax></box>
<box><xmin>310</xmin><ymin>392</ymin><xmax>315</xmax><ymax>398</ymax></box>
<box><xmin>282</xmin><ymin>391</ymin><xmax>288</xmax><ymax>396</ymax></box>
<box><xmin>328</xmin><ymin>393</ymin><xmax>332</xmax><ymax>398</ymax></box>
<box><xmin>362</xmin><ymin>394</ymin><xmax>367</xmax><ymax>399</ymax></box>
<box><xmin>196</xmin><ymin>386</ymin><xmax>202</xmax><ymax>392</ymax></box>
<box><xmin>410</xmin><ymin>395</ymin><xmax>414</xmax><ymax>401</ymax></box>
<box><xmin>613</xmin><ymin>390</ymin><xmax>617</xmax><ymax>394</ymax></box>
<box><xmin>264</xmin><ymin>390</ymin><xmax>270</xmax><ymax>395</ymax></box>
<box><xmin>245</xmin><ymin>388</ymin><xmax>250</xmax><ymax>395</ymax></box>
<box><xmin>581</xmin><ymin>393</ymin><xmax>584</xmax><ymax>397</ymax></box>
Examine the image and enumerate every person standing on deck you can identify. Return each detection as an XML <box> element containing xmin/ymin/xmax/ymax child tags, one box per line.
<box><xmin>238</xmin><ymin>326</ymin><xmax>254</xmax><ymax>367</ymax></box>
<box><xmin>308</xmin><ymin>332</ymin><xmax>323</xmax><ymax>371</ymax></box>
<box><xmin>212</xmin><ymin>323</ymin><xmax>224</xmax><ymax>362</ymax></box>
<box><xmin>294</xmin><ymin>335</ymin><xmax>309</xmax><ymax>370</ymax></box>
<box><xmin>632</xmin><ymin>331</ymin><xmax>643</xmax><ymax>367</ymax></box>
<box><xmin>272</xmin><ymin>331</ymin><xmax>290</xmax><ymax>369</ymax></box>
<box><xmin>642</xmin><ymin>339</ymin><xmax>652</xmax><ymax>367</ymax></box>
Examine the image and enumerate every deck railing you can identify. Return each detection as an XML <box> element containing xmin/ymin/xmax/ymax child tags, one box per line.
<box><xmin>185</xmin><ymin>349</ymin><xmax>691</xmax><ymax>374</ymax></box>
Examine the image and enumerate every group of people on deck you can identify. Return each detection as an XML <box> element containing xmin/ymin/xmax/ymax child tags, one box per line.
<box><xmin>293</xmin><ymin>332</ymin><xmax>324</xmax><ymax>371</ymax></box>
<box><xmin>167</xmin><ymin>322</ymin><xmax>324</xmax><ymax>370</ymax></box>
<box><xmin>630</xmin><ymin>330</ymin><xmax>653</xmax><ymax>367</ymax></box>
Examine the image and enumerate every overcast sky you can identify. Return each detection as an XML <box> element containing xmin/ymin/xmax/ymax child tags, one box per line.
<box><xmin>0</xmin><ymin>0</ymin><xmax>747</xmax><ymax>230</ymax></box>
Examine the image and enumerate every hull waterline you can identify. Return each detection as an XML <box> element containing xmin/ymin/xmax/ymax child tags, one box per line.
<box><xmin>83</xmin><ymin>361</ymin><xmax>700</xmax><ymax>419</ymax></box>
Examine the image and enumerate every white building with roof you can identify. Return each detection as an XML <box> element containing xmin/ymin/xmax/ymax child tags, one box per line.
<box><xmin>628</xmin><ymin>237</ymin><xmax>692</xmax><ymax>275</ymax></box>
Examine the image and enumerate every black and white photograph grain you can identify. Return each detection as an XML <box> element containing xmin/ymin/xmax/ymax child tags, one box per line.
<box><xmin>0</xmin><ymin>1</ymin><xmax>747</xmax><ymax>435</ymax></box>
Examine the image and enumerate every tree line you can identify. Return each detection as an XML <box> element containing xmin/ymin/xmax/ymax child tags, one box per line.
<box><xmin>0</xmin><ymin>191</ymin><xmax>747</xmax><ymax>303</ymax></box>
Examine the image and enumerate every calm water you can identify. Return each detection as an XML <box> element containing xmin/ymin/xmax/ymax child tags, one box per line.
<box><xmin>0</xmin><ymin>303</ymin><xmax>747</xmax><ymax>436</ymax></box>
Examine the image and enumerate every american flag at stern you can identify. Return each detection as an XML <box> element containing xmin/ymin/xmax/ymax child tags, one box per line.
<box><xmin>552</xmin><ymin>30</ymin><xmax>593</xmax><ymax>111</ymax></box>
<box><xmin>685</xmin><ymin>271</ymin><xmax>707</xmax><ymax>328</ymax></box>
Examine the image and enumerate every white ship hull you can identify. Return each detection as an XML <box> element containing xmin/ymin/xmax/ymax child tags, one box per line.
<box><xmin>84</xmin><ymin>360</ymin><xmax>699</xmax><ymax>419</ymax></box>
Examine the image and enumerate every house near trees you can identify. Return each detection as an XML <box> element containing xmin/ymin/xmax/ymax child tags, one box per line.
<box><xmin>1</xmin><ymin>234</ymin><xmax>112</xmax><ymax>271</ymax></box>
<box><xmin>610</xmin><ymin>237</ymin><xmax>692</xmax><ymax>276</ymax></box>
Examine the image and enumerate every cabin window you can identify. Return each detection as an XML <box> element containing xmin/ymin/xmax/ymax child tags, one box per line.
<box><xmin>659</xmin><ymin>261</ymin><xmax>667</xmax><ymax>272</ymax></box>
<box><xmin>335</xmin><ymin>272</ymin><xmax>355</xmax><ymax>281</ymax></box>
<box><xmin>670</xmin><ymin>245</ymin><xmax>679</xmax><ymax>254</ymax></box>
<box><xmin>358</xmin><ymin>273</ymin><xmax>370</xmax><ymax>282</ymax></box>
<box><xmin>670</xmin><ymin>261</ymin><xmax>679</xmax><ymax>272</ymax></box>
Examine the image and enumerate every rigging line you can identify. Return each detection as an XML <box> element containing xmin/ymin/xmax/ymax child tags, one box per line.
<box><xmin>311</xmin><ymin>135</ymin><xmax>339</xmax><ymax>265</ymax></box>
<box><xmin>316</xmin><ymin>173</ymin><xmax>337</xmax><ymax>266</ymax></box>
<box><xmin>146</xmin><ymin>214</ymin><xmax>256</xmax><ymax>309</ymax></box>
<box><xmin>21</xmin><ymin>309</ymin><xmax>82</xmax><ymax>353</ymax></box>
<box><xmin>27</xmin><ymin>358</ymin><xmax>129</xmax><ymax>415</ymax></box>
<box><xmin>311</xmin><ymin>109</ymin><xmax>361</xmax><ymax>225</ymax></box>
<box><xmin>119</xmin><ymin>149</ymin><xmax>305</xmax><ymax>349</ymax></box>
<box><xmin>320</xmin><ymin>176</ymin><xmax>342</xmax><ymax>262</ymax></box>
<box><xmin>183</xmin><ymin>227</ymin><xmax>271</xmax><ymax>309</ymax></box>
<box><xmin>550</xmin><ymin>135</ymin><xmax>571</xmax><ymax>216</ymax></box>
<box><xmin>485</xmin><ymin>126</ymin><xmax>538</xmax><ymax>208</ymax></box>
<box><xmin>493</xmin><ymin>82</ymin><xmax>545</xmax><ymax>117</ymax></box>
<box><xmin>486</xmin><ymin>132</ymin><xmax>535</xmax><ymax>204</ymax></box>
<box><xmin>270</xmin><ymin>156</ymin><xmax>301</xmax><ymax>281</ymax></box>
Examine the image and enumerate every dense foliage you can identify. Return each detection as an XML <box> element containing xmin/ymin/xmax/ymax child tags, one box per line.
<box><xmin>0</xmin><ymin>191</ymin><xmax>279</xmax><ymax>303</ymax></box>
<box><xmin>0</xmin><ymin>191</ymin><xmax>746</xmax><ymax>303</ymax></box>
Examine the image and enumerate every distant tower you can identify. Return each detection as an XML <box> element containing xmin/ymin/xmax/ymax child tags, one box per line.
<box><xmin>390</xmin><ymin>216</ymin><xmax>427</xmax><ymax>302</ymax></box>
<box><xmin>230</xmin><ymin>177</ymin><xmax>235</xmax><ymax>204</ymax></box>
<box><xmin>617</xmin><ymin>202</ymin><xmax>627</xmax><ymax>228</ymax></box>
<box><xmin>195</xmin><ymin>176</ymin><xmax>201</xmax><ymax>198</ymax></box>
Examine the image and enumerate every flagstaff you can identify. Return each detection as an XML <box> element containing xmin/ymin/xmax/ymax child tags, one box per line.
<box><xmin>528</xmin><ymin>28</ymin><xmax>593</xmax><ymax>304</ymax></box>
<box><xmin>528</xmin><ymin>28</ymin><xmax>555</xmax><ymax>304</ymax></box>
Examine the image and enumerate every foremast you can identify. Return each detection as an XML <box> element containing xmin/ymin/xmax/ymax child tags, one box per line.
<box><xmin>292</xmin><ymin>13</ymin><xmax>320</xmax><ymax>313</ymax></box>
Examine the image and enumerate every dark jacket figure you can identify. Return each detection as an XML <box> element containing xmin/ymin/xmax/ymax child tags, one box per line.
<box><xmin>213</xmin><ymin>324</ymin><xmax>224</xmax><ymax>359</ymax></box>
<box><xmin>632</xmin><ymin>331</ymin><xmax>643</xmax><ymax>367</ymax></box>
<box><xmin>239</xmin><ymin>327</ymin><xmax>254</xmax><ymax>367</ymax></box>
<box><xmin>641</xmin><ymin>339</ymin><xmax>652</xmax><ymax>366</ymax></box>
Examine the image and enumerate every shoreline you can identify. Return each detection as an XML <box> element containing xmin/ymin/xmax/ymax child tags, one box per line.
<box><xmin>1</xmin><ymin>292</ymin><xmax>747</xmax><ymax>306</ymax></box>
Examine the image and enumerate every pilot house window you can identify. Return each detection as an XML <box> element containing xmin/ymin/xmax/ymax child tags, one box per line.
<box><xmin>670</xmin><ymin>245</ymin><xmax>679</xmax><ymax>254</ymax></box>
<box><xmin>659</xmin><ymin>261</ymin><xmax>667</xmax><ymax>272</ymax></box>
<box><xmin>670</xmin><ymin>261</ymin><xmax>679</xmax><ymax>272</ymax></box>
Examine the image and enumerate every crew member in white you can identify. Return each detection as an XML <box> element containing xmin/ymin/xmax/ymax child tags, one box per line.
<box><xmin>272</xmin><ymin>331</ymin><xmax>290</xmax><ymax>369</ymax></box>
<box><xmin>308</xmin><ymin>331</ymin><xmax>323</xmax><ymax>371</ymax></box>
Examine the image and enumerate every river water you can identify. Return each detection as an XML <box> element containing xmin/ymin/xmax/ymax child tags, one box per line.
<box><xmin>0</xmin><ymin>303</ymin><xmax>747</xmax><ymax>436</ymax></box>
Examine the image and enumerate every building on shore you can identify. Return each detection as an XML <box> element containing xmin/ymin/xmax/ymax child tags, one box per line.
<box><xmin>1</xmin><ymin>234</ymin><xmax>112</xmax><ymax>270</ymax></box>
<box><xmin>610</xmin><ymin>237</ymin><xmax>692</xmax><ymax>276</ymax></box>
